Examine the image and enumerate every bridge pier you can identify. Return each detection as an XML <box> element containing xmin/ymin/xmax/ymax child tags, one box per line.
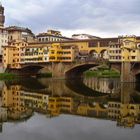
<box><xmin>51</xmin><ymin>62</ymin><xmax>67</xmax><ymax>78</ymax></box>
<box><xmin>121</xmin><ymin>62</ymin><xmax>135</xmax><ymax>82</ymax></box>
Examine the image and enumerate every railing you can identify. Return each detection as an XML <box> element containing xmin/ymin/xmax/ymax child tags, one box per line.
<box><xmin>74</xmin><ymin>56</ymin><xmax>109</xmax><ymax>64</ymax></box>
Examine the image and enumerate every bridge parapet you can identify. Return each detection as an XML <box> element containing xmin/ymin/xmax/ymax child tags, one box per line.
<box><xmin>74</xmin><ymin>57</ymin><xmax>109</xmax><ymax>65</ymax></box>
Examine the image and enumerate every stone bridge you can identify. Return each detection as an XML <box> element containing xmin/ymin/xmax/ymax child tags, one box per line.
<box><xmin>6</xmin><ymin>59</ymin><xmax>140</xmax><ymax>82</ymax></box>
<box><xmin>7</xmin><ymin>58</ymin><xmax>107</xmax><ymax>78</ymax></box>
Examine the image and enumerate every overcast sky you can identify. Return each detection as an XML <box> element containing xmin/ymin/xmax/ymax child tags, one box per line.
<box><xmin>2</xmin><ymin>0</ymin><xmax>140</xmax><ymax>37</ymax></box>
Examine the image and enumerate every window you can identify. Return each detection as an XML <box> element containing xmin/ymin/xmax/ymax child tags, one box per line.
<box><xmin>133</xmin><ymin>50</ymin><xmax>135</xmax><ymax>53</ymax></box>
<box><xmin>132</xmin><ymin>56</ymin><xmax>136</xmax><ymax>59</ymax></box>
<box><xmin>39</xmin><ymin>38</ymin><xmax>41</xmax><ymax>42</ymax></box>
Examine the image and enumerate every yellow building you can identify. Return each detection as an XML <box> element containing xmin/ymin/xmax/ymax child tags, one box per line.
<box><xmin>2</xmin><ymin>41</ymin><xmax>79</xmax><ymax>69</ymax></box>
<box><xmin>49</xmin><ymin>43</ymin><xmax>79</xmax><ymax>62</ymax></box>
<box><xmin>2</xmin><ymin>40</ymin><xmax>27</xmax><ymax>69</ymax></box>
<box><xmin>3</xmin><ymin>35</ymin><xmax>140</xmax><ymax>70</ymax></box>
<box><xmin>29</xmin><ymin>38</ymin><xmax>110</xmax><ymax>58</ymax></box>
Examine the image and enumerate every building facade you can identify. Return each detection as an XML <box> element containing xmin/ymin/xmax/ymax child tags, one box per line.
<box><xmin>2</xmin><ymin>35</ymin><xmax>140</xmax><ymax>70</ymax></box>
<box><xmin>108</xmin><ymin>36</ymin><xmax>140</xmax><ymax>62</ymax></box>
<box><xmin>2</xmin><ymin>41</ymin><xmax>79</xmax><ymax>69</ymax></box>
<box><xmin>0</xmin><ymin>27</ymin><xmax>8</xmax><ymax>57</ymax></box>
<box><xmin>37</xmin><ymin>29</ymin><xmax>72</xmax><ymax>42</ymax></box>
<box><xmin>3</xmin><ymin>40</ymin><xmax>28</xmax><ymax>69</ymax></box>
<box><xmin>6</xmin><ymin>26</ymin><xmax>35</xmax><ymax>42</ymax></box>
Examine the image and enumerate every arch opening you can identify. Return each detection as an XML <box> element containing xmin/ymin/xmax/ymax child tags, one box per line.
<box><xmin>20</xmin><ymin>65</ymin><xmax>44</xmax><ymax>76</ymax></box>
<box><xmin>135</xmin><ymin>73</ymin><xmax>140</xmax><ymax>82</ymax></box>
<box><xmin>99</xmin><ymin>49</ymin><xmax>108</xmax><ymax>59</ymax></box>
<box><xmin>89</xmin><ymin>50</ymin><xmax>98</xmax><ymax>59</ymax></box>
<box><xmin>65</xmin><ymin>64</ymin><xmax>99</xmax><ymax>79</ymax></box>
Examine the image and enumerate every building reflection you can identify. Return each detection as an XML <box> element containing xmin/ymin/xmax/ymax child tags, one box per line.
<box><xmin>48</xmin><ymin>97</ymin><xmax>73</xmax><ymax>116</ymax></box>
<box><xmin>0</xmin><ymin>79</ymin><xmax>140</xmax><ymax>132</ymax></box>
<box><xmin>83</xmin><ymin>77</ymin><xmax>120</xmax><ymax>94</ymax></box>
<box><xmin>1</xmin><ymin>84</ymin><xmax>33</xmax><ymax>120</ymax></box>
<box><xmin>108</xmin><ymin>83</ymin><xmax>140</xmax><ymax>128</ymax></box>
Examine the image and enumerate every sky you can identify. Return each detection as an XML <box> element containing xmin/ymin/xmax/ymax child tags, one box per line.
<box><xmin>2</xmin><ymin>0</ymin><xmax>140</xmax><ymax>37</ymax></box>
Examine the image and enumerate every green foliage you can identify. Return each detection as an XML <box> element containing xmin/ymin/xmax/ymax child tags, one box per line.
<box><xmin>84</xmin><ymin>69</ymin><xmax>120</xmax><ymax>78</ymax></box>
<box><xmin>0</xmin><ymin>73</ymin><xmax>18</xmax><ymax>80</ymax></box>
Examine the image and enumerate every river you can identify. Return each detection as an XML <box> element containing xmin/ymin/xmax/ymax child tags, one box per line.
<box><xmin>0</xmin><ymin>77</ymin><xmax>140</xmax><ymax>140</ymax></box>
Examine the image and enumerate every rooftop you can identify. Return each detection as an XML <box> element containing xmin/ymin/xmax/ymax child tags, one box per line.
<box><xmin>6</xmin><ymin>26</ymin><xmax>34</xmax><ymax>35</ymax></box>
<box><xmin>72</xmin><ymin>33</ymin><xmax>101</xmax><ymax>39</ymax></box>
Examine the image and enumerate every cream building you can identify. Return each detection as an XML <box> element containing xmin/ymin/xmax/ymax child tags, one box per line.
<box><xmin>6</xmin><ymin>26</ymin><xmax>35</xmax><ymax>42</ymax></box>
<box><xmin>37</xmin><ymin>29</ymin><xmax>72</xmax><ymax>42</ymax></box>
<box><xmin>108</xmin><ymin>36</ymin><xmax>140</xmax><ymax>62</ymax></box>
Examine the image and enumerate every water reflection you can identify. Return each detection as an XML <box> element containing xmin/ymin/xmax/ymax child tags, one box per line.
<box><xmin>0</xmin><ymin>77</ymin><xmax>140</xmax><ymax>134</ymax></box>
<box><xmin>83</xmin><ymin>77</ymin><xmax>120</xmax><ymax>94</ymax></box>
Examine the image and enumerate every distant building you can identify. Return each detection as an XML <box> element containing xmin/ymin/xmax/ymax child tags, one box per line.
<box><xmin>0</xmin><ymin>4</ymin><xmax>8</xmax><ymax>57</ymax></box>
<box><xmin>72</xmin><ymin>34</ymin><xmax>100</xmax><ymax>40</ymax></box>
<box><xmin>36</xmin><ymin>29</ymin><xmax>72</xmax><ymax>42</ymax></box>
<box><xmin>0</xmin><ymin>3</ymin><xmax>5</xmax><ymax>27</ymax></box>
<box><xmin>0</xmin><ymin>27</ymin><xmax>8</xmax><ymax>57</ymax></box>
<box><xmin>6</xmin><ymin>26</ymin><xmax>35</xmax><ymax>42</ymax></box>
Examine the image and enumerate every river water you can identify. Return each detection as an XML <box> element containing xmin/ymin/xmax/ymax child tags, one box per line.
<box><xmin>0</xmin><ymin>77</ymin><xmax>140</xmax><ymax>140</ymax></box>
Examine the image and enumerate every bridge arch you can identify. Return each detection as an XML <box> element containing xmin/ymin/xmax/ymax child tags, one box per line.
<box><xmin>99</xmin><ymin>49</ymin><xmax>108</xmax><ymax>59</ymax></box>
<box><xmin>135</xmin><ymin>72</ymin><xmax>140</xmax><ymax>82</ymax></box>
<box><xmin>65</xmin><ymin>63</ymin><xmax>99</xmax><ymax>78</ymax></box>
<box><xmin>20</xmin><ymin>65</ymin><xmax>45</xmax><ymax>75</ymax></box>
<box><xmin>89</xmin><ymin>50</ymin><xmax>98</xmax><ymax>58</ymax></box>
